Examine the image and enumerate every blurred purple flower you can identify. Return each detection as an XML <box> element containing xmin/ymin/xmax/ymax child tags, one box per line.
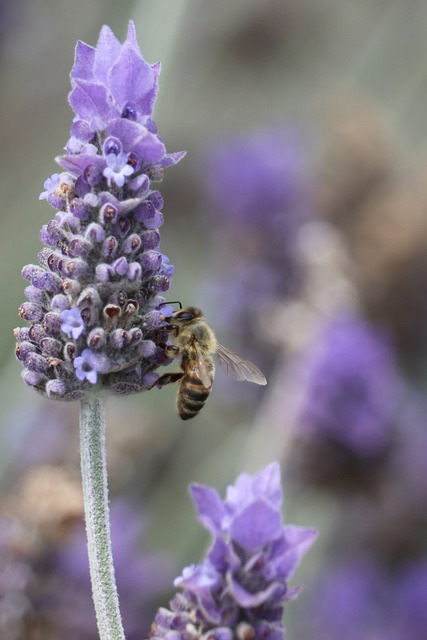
<box><xmin>296</xmin><ymin>555</ymin><xmax>427</xmax><ymax>640</ymax></box>
<box><xmin>298</xmin><ymin>314</ymin><xmax>400</xmax><ymax>458</ymax></box>
<box><xmin>0</xmin><ymin>515</ymin><xmax>34</xmax><ymax>639</ymax></box>
<box><xmin>151</xmin><ymin>463</ymin><xmax>316</xmax><ymax>640</ymax></box>
<box><xmin>394</xmin><ymin>561</ymin><xmax>427</xmax><ymax>639</ymax></box>
<box><xmin>205</xmin><ymin>128</ymin><xmax>311</xmax><ymax>291</ymax></box>
<box><xmin>0</xmin><ymin>500</ymin><xmax>174</xmax><ymax>640</ymax></box>
<box><xmin>295</xmin><ymin>557</ymin><xmax>389</xmax><ymax>640</ymax></box>
<box><xmin>50</xmin><ymin>500</ymin><xmax>174</xmax><ymax>640</ymax></box>
<box><xmin>201</xmin><ymin>128</ymin><xmax>312</xmax><ymax>385</ymax></box>
<box><xmin>206</xmin><ymin>128</ymin><xmax>309</xmax><ymax>227</ymax></box>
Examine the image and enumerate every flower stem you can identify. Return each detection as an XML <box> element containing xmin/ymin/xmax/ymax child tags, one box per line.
<box><xmin>80</xmin><ymin>391</ymin><xmax>125</xmax><ymax>640</ymax></box>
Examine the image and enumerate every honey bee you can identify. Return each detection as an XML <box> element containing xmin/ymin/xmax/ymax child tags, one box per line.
<box><xmin>155</xmin><ymin>306</ymin><xmax>267</xmax><ymax>420</ymax></box>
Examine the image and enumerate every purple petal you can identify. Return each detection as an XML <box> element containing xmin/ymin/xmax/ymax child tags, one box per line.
<box><xmin>208</xmin><ymin>536</ymin><xmax>240</xmax><ymax>574</ymax></box>
<box><xmin>190</xmin><ymin>484</ymin><xmax>227</xmax><ymax>533</ymax></box>
<box><xmin>127</xmin><ymin>262</ymin><xmax>142</xmax><ymax>280</ymax></box>
<box><xmin>174</xmin><ymin>563</ymin><xmax>222</xmax><ymax>625</ymax></box>
<box><xmin>69</xmin><ymin>120</ymin><xmax>94</xmax><ymax>143</ymax></box>
<box><xmin>93</xmin><ymin>25</ymin><xmax>122</xmax><ymax>84</ymax></box>
<box><xmin>86</xmin><ymin>369</ymin><xmax>98</xmax><ymax>384</ymax></box>
<box><xmin>174</xmin><ymin>562</ymin><xmax>218</xmax><ymax>591</ymax></box>
<box><xmin>68</xmin><ymin>79</ymin><xmax>115</xmax><ymax>125</ymax></box>
<box><xmin>109</xmin><ymin>41</ymin><xmax>157</xmax><ymax>115</ymax></box>
<box><xmin>159</xmin><ymin>150</ymin><xmax>187</xmax><ymax>168</ymax></box>
<box><xmin>113</xmin><ymin>256</ymin><xmax>128</xmax><ymax>276</ymax></box>
<box><xmin>105</xmin><ymin>119</ymin><xmax>166</xmax><ymax>162</ymax></box>
<box><xmin>57</xmin><ymin>153</ymin><xmax>105</xmax><ymax>177</ymax></box>
<box><xmin>126</xmin><ymin>20</ymin><xmax>140</xmax><ymax>53</ymax></box>
<box><xmin>229</xmin><ymin>577</ymin><xmax>280</xmax><ymax>608</ymax></box>
<box><xmin>71</xmin><ymin>40</ymin><xmax>96</xmax><ymax>81</ymax></box>
<box><xmin>284</xmin><ymin>524</ymin><xmax>318</xmax><ymax>554</ymax></box>
<box><xmin>276</xmin><ymin>526</ymin><xmax>318</xmax><ymax>579</ymax></box>
<box><xmin>22</xmin><ymin>369</ymin><xmax>46</xmax><ymax>387</ymax></box>
<box><xmin>229</xmin><ymin>500</ymin><xmax>282</xmax><ymax>551</ymax></box>
<box><xmin>252</xmin><ymin>462</ymin><xmax>283</xmax><ymax>508</ymax></box>
<box><xmin>45</xmin><ymin>379</ymin><xmax>67</xmax><ymax>397</ymax></box>
<box><xmin>226</xmin><ymin>462</ymin><xmax>282</xmax><ymax>513</ymax></box>
<box><xmin>143</xmin><ymin>211</ymin><xmax>164</xmax><ymax>229</ymax></box>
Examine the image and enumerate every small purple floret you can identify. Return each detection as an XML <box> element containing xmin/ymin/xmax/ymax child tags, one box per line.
<box><xmin>73</xmin><ymin>348</ymin><xmax>99</xmax><ymax>384</ymax></box>
<box><xmin>39</xmin><ymin>173</ymin><xmax>61</xmax><ymax>200</ymax></box>
<box><xmin>103</xmin><ymin>151</ymin><xmax>135</xmax><ymax>187</ymax></box>
<box><xmin>60</xmin><ymin>307</ymin><xmax>85</xmax><ymax>339</ymax></box>
<box><xmin>39</xmin><ymin>172</ymin><xmax>74</xmax><ymax>201</ymax></box>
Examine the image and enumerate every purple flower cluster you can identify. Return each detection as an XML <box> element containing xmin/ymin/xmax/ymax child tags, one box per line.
<box><xmin>206</xmin><ymin>129</ymin><xmax>307</xmax><ymax>229</ymax></box>
<box><xmin>204</xmin><ymin>129</ymin><xmax>310</xmax><ymax>324</ymax></box>
<box><xmin>298</xmin><ymin>314</ymin><xmax>400</xmax><ymax>458</ymax></box>
<box><xmin>51</xmin><ymin>501</ymin><xmax>174</xmax><ymax>639</ymax></box>
<box><xmin>15</xmin><ymin>22</ymin><xmax>184</xmax><ymax>399</ymax></box>
<box><xmin>0</xmin><ymin>498</ymin><xmax>174</xmax><ymax>640</ymax></box>
<box><xmin>201</xmin><ymin>129</ymin><xmax>312</xmax><ymax>390</ymax></box>
<box><xmin>0</xmin><ymin>514</ymin><xmax>34</xmax><ymax>638</ymax></box>
<box><xmin>150</xmin><ymin>463</ymin><xmax>316</xmax><ymax>640</ymax></box>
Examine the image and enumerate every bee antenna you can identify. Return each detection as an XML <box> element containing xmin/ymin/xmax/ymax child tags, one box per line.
<box><xmin>159</xmin><ymin>300</ymin><xmax>182</xmax><ymax>310</ymax></box>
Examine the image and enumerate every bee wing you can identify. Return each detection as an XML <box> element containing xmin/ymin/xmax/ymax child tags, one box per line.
<box><xmin>192</xmin><ymin>339</ymin><xmax>214</xmax><ymax>389</ymax></box>
<box><xmin>216</xmin><ymin>343</ymin><xmax>267</xmax><ymax>385</ymax></box>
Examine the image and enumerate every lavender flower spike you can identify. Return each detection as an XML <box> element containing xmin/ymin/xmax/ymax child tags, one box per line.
<box><xmin>150</xmin><ymin>462</ymin><xmax>317</xmax><ymax>640</ymax></box>
<box><xmin>14</xmin><ymin>21</ymin><xmax>185</xmax><ymax>640</ymax></box>
<box><xmin>15</xmin><ymin>20</ymin><xmax>185</xmax><ymax>401</ymax></box>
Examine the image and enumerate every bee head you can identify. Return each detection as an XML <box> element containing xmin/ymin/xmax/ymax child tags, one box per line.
<box><xmin>172</xmin><ymin>306</ymin><xmax>204</xmax><ymax>325</ymax></box>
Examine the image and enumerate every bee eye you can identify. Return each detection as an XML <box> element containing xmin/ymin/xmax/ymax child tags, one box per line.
<box><xmin>177</xmin><ymin>311</ymin><xmax>194</xmax><ymax>321</ymax></box>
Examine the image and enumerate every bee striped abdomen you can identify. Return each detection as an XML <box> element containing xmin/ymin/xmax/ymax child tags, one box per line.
<box><xmin>177</xmin><ymin>363</ymin><xmax>213</xmax><ymax>420</ymax></box>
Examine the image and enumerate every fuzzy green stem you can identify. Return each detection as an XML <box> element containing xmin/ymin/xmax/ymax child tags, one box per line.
<box><xmin>80</xmin><ymin>391</ymin><xmax>125</xmax><ymax>640</ymax></box>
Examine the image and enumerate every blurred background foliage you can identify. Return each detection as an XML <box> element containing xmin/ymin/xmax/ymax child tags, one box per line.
<box><xmin>2</xmin><ymin>0</ymin><xmax>427</xmax><ymax>638</ymax></box>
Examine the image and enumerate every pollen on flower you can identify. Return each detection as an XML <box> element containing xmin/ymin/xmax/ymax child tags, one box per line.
<box><xmin>39</xmin><ymin>174</ymin><xmax>61</xmax><ymax>200</ymax></box>
<box><xmin>39</xmin><ymin>172</ymin><xmax>75</xmax><ymax>205</ymax></box>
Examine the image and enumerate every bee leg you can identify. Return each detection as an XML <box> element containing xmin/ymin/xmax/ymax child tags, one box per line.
<box><xmin>165</xmin><ymin>344</ymin><xmax>180</xmax><ymax>357</ymax></box>
<box><xmin>164</xmin><ymin>323</ymin><xmax>179</xmax><ymax>336</ymax></box>
<box><xmin>149</xmin><ymin>371</ymin><xmax>184</xmax><ymax>389</ymax></box>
